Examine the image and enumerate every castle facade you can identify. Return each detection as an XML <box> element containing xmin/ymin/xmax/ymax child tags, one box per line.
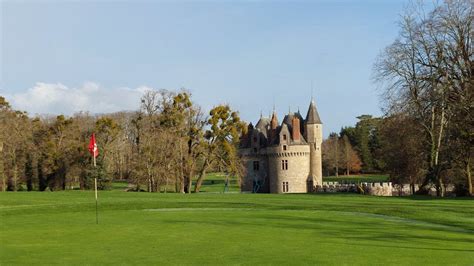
<box><xmin>239</xmin><ymin>100</ymin><xmax>323</xmax><ymax>193</ymax></box>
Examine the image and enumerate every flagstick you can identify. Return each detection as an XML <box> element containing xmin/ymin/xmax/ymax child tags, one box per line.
<box><xmin>93</xmin><ymin>155</ymin><xmax>98</xmax><ymax>225</ymax></box>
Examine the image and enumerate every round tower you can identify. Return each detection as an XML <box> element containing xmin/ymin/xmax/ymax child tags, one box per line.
<box><xmin>267</xmin><ymin>121</ymin><xmax>311</xmax><ymax>193</ymax></box>
<box><xmin>304</xmin><ymin>100</ymin><xmax>323</xmax><ymax>189</ymax></box>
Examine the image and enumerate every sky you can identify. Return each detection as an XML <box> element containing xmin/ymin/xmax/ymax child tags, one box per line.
<box><xmin>1</xmin><ymin>0</ymin><xmax>409</xmax><ymax>137</ymax></box>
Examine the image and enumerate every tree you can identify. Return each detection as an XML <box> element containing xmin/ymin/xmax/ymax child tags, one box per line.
<box><xmin>92</xmin><ymin>117</ymin><xmax>122</xmax><ymax>189</ymax></box>
<box><xmin>1</xmin><ymin>109</ymin><xmax>31</xmax><ymax>191</ymax></box>
<box><xmin>25</xmin><ymin>153</ymin><xmax>37</xmax><ymax>191</ymax></box>
<box><xmin>323</xmin><ymin>133</ymin><xmax>361</xmax><ymax>176</ymax></box>
<box><xmin>0</xmin><ymin>96</ymin><xmax>11</xmax><ymax>191</ymax></box>
<box><xmin>194</xmin><ymin>105</ymin><xmax>245</xmax><ymax>192</ymax></box>
<box><xmin>355</xmin><ymin>116</ymin><xmax>373</xmax><ymax>171</ymax></box>
<box><xmin>340</xmin><ymin>116</ymin><xmax>382</xmax><ymax>172</ymax></box>
<box><xmin>322</xmin><ymin>133</ymin><xmax>342</xmax><ymax>176</ymax></box>
<box><xmin>129</xmin><ymin>89</ymin><xmax>204</xmax><ymax>193</ymax></box>
<box><xmin>0</xmin><ymin>140</ymin><xmax>4</xmax><ymax>191</ymax></box>
<box><xmin>341</xmin><ymin>135</ymin><xmax>362</xmax><ymax>175</ymax></box>
<box><xmin>161</xmin><ymin>91</ymin><xmax>204</xmax><ymax>193</ymax></box>
<box><xmin>379</xmin><ymin>114</ymin><xmax>426</xmax><ymax>194</ymax></box>
<box><xmin>37</xmin><ymin>115</ymin><xmax>84</xmax><ymax>191</ymax></box>
<box><xmin>130</xmin><ymin>90</ymin><xmax>181</xmax><ymax>192</ymax></box>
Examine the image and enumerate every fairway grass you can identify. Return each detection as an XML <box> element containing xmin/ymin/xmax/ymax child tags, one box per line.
<box><xmin>1</xmin><ymin>192</ymin><xmax>473</xmax><ymax>265</ymax></box>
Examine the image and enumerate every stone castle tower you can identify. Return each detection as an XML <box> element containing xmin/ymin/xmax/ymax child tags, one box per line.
<box><xmin>239</xmin><ymin>99</ymin><xmax>323</xmax><ymax>193</ymax></box>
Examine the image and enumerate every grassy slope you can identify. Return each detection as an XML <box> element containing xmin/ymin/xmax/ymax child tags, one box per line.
<box><xmin>1</xmin><ymin>191</ymin><xmax>473</xmax><ymax>265</ymax></box>
<box><xmin>195</xmin><ymin>173</ymin><xmax>239</xmax><ymax>193</ymax></box>
<box><xmin>111</xmin><ymin>173</ymin><xmax>240</xmax><ymax>193</ymax></box>
<box><xmin>323</xmin><ymin>174</ymin><xmax>390</xmax><ymax>183</ymax></box>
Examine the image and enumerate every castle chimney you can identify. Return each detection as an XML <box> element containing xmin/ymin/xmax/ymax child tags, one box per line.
<box><xmin>292</xmin><ymin>116</ymin><xmax>300</xmax><ymax>141</ymax></box>
<box><xmin>241</xmin><ymin>123</ymin><xmax>253</xmax><ymax>147</ymax></box>
<box><xmin>270</xmin><ymin>111</ymin><xmax>278</xmax><ymax>130</ymax></box>
<box><xmin>269</xmin><ymin>111</ymin><xmax>278</xmax><ymax>143</ymax></box>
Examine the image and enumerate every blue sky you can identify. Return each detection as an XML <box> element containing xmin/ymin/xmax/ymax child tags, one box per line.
<box><xmin>1</xmin><ymin>0</ymin><xmax>408</xmax><ymax>137</ymax></box>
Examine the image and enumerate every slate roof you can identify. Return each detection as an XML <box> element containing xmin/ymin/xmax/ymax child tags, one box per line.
<box><xmin>305</xmin><ymin>100</ymin><xmax>322</xmax><ymax>124</ymax></box>
<box><xmin>282</xmin><ymin>113</ymin><xmax>294</xmax><ymax>127</ymax></box>
<box><xmin>255</xmin><ymin>117</ymin><xmax>270</xmax><ymax>136</ymax></box>
<box><xmin>241</xmin><ymin>100</ymin><xmax>319</xmax><ymax>148</ymax></box>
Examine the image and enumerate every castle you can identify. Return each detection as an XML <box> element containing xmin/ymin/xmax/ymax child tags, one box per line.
<box><xmin>239</xmin><ymin>100</ymin><xmax>323</xmax><ymax>193</ymax></box>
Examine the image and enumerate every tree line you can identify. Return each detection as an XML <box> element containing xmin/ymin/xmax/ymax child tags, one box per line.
<box><xmin>324</xmin><ymin>109</ymin><xmax>472</xmax><ymax>196</ymax></box>
<box><xmin>322</xmin><ymin>115</ymin><xmax>379</xmax><ymax>177</ymax></box>
<box><xmin>323</xmin><ymin>0</ymin><xmax>472</xmax><ymax>197</ymax></box>
<box><xmin>373</xmin><ymin>0</ymin><xmax>472</xmax><ymax>196</ymax></box>
<box><xmin>0</xmin><ymin>90</ymin><xmax>245</xmax><ymax>193</ymax></box>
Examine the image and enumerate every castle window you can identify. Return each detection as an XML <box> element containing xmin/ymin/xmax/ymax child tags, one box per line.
<box><xmin>281</xmin><ymin>160</ymin><xmax>288</xmax><ymax>170</ymax></box>
<box><xmin>253</xmin><ymin>161</ymin><xmax>260</xmax><ymax>171</ymax></box>
<box><xmin>283</xmin><ymin>134</ymin><xmax>287</xmax><ymax>140</ymax></box>
<box><xmin>253</xmin><ymin>148</ymin><xmax>257</xmax><ymax>153</ymax></box>
<box><xmin>282</xmin><ymin>182</ymin><xmax>289</xmax><ymax>192</ymax></box>
<box><xmin>283</xmin><ymin>145</ymin><xmax>287</xmax><ymax>151</ymax></box>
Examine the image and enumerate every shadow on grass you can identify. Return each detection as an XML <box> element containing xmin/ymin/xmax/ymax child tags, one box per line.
<box><xmin>159</xmin><ymin>212</ymin><xmax>474</xmax><ymax>253</ymax></box>
<box><xmin>340</xmin><ymin>241</ymin><xmax>474</xmax><ymax>253</ymax></box>
<box><xmin>401</xmin><ymin>195</ymin><xmax>474</xmax><ymax>201</ymax></box>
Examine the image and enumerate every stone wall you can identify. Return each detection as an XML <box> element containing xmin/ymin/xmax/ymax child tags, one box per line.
<box><xmin>361</xmin><ymin>182</ymin><xmax>393</xmax><ymax>196</ymax></box>
<box><xmin>240</xmin><ymin>148</ymin><xmax>269</xmax><ymax>193</ymax></box>
<box><xmin>314</xmin><ymin>182</ymin><xmax>358</xmax><ymax>193</ymax></box>
<box><xmin>314</xmin><ymin>182</ymin><xmax>456</xmax><ymax>196</ymax></box>
<box><xmin>392</xmin><ymin>184</ymin><xmax>419</xmax><ymax>196</ymax></box>
<box><xmin>392</xmin><ymin>183</ymin><xmax>455</xmax><ymax>196</ymax></box>
<box><xmin>314</xmin><ymin>182</ymin><xmax>393</xmax><ymax>196</ymax></box>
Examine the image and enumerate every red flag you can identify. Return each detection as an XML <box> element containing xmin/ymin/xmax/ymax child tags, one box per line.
<box><xmin>88</xmin><ymin>133</ymin><xmax>99</xmax><ymax>158</ymax></box>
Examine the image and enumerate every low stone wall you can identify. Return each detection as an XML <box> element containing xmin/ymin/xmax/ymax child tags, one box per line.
<box><xmin>392</xmin><ymin>183</ymin><xmax>455</xmax><ymax>196</ymax></box>
<box><xmin>392</xmin><ymin>184</ymin><xmax>419</xmax><ymax>196</ymax></box>
<box><xmin>314</xmin><ymin>182</ymin><xmax>456</xmax><ymax>196</ymax></box>
<box><xmin>314</xmin><ymin>182</ymin><xmax>358</xmax><ymax>193</ymax></box>
<box><xmin>361</xmin><ymin>182</ymin><xmax>393</xmax><ymax>196</ymax></box>
<box><xmin>314</xmin><ymin>182</ymin><xmax>393</xmax><ymax>196</ymax></box>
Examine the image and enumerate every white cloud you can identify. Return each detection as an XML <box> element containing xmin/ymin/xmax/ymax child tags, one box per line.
<box><xmin>5</xmin><ymin>82</ymin><xmax>152</xmax><ymax>115</ymax></box>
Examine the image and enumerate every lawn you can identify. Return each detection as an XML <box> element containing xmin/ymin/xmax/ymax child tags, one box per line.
<box><xmin>110</xmin><ymin>173</ymin><xmax>240</xmax><ymax>193</ymax></box>
<box><xmin>323</xmin><ymin>174</ymin><xmax>390</xmax><ymax>183</ymax></box>
<box><xmin>193</xmin><ymin>172</ymin><xmax>239</xmax><ymax>193</ymax></box>
<box><xmin>1</xmin><ymin>192</ymin><xmax>473</xmax><ymax>265</ymax></box>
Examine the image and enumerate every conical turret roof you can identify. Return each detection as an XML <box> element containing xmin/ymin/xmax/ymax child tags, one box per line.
<box><xmin>305</xmin><ymin>100</ymin><xmax>322</xmax><ymax>124</ymax></box>
<box><xmin>255</xmin><ymin>117</ymin><xmax>270</xmax><ymax>130</ymax></box>
<box><xmin>283</xmin><ymin>113</ymin><xmax>294</xmax><ymax>127</ymax></box>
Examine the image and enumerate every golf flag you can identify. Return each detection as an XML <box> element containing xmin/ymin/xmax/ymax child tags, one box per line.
<box><xmin>89</xmin><ymin>133</ymin><xmax>99</xmax><ymax>224</ymax></box>
<box><xmin>88</xmin><ymin>133</ymin><xmax>99</xmax><ymax>158</ymax></box>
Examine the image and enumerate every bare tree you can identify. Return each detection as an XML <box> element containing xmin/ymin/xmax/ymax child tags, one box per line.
<box><xmin>374</xmin><ymin>0</ymin><xmax>473</xmax><ymax>196</ymax></box>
